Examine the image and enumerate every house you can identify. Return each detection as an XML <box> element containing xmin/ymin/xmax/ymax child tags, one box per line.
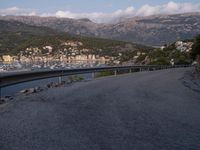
<box><xmin>175</xmin><ymin>41</ymin><xmax>193</xmax><ymax>52</ymax></box>
<box><xmin>2</xmin><ymin>55</ymin><xmax>13</xmax><ymax>63</ymax></box>
<box><xmin>160</xmin><ymin>46</ymin><xmax>166</xmax><ymax>50</ymax></box>
<box><xmin>43</xmin><ymin>46</ymin><xmax>53</xmax><ymax>53</ymax></box>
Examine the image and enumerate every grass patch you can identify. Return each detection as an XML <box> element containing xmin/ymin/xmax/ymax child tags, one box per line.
<box><xmin>96</xmin><ymin>71</ymin><xmax>113</xmax><ymax>78</ymax></box>
<box><xmin>68</xmin><ymin>75</ymin><xmax>84</xmax><ymax>82</ymax></box>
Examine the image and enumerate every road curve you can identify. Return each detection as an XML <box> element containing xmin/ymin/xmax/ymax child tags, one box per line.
<box><xmin>0</xmin><ymin>68</ymin><xmax>200</xmax><ymax>150</ymax></box>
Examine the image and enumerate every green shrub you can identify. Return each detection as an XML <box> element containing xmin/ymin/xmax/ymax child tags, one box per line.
<box><xmin>96</xmin><ymin>71</ymin><xmax>113</xmax><ymax>77</ymax></box>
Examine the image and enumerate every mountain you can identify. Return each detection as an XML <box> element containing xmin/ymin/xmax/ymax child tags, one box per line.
<box><xmin>0</xmin><ymin>20</ymin><xmax>151</xmax><ymax>64</ymax></box>
<box><xmin>0</xmin><ymin>20</ymin><xmax>63</xmax><ymax>54</ymax></box>
<box><xmin>0</xmin><ymin>16</ymin><xmax>99</xmax><ymax>37</ymax></box>
<box><xmin>106</xmin><ymin>13</ymin><xmax>200</xmax><ymax>46</ymax></box>
<box><xmin>0</xmin><ymin>13</ymin><xmax>200</xmax><ymax>46</ymax></box>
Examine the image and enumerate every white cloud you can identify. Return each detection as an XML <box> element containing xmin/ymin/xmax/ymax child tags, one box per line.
<box><xmin>44</xmin><ymin>6</ymin><xmax>135</xmax><ymax>23</ymax></box>
<box><xmin>1</xmin><ymin>1</ymin><xmax>200</xmax><ymax>23</ymax></box>
<box><xmin>136</xmin><ymin>1</ymin><xmax>200</xmax><ymax>16</ymax></box>
<box><xmin>42</xmin><ymin>1</ymin><xmax>200</xmax><ymax>23</ymax></box>
<box><xmin>0</xmin><ymin>7</ymin><xmax>36</xmax><ymax>16</ymax></box>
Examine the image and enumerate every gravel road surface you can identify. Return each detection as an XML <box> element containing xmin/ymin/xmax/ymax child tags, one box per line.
<box><xmin>0</xmin><ymin>68</ymin><xmax>200</xmax><ymax>150</ymax></box>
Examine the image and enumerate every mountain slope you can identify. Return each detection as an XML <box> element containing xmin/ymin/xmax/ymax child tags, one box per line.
<box><xmin>105</xmin><ymin>13</ymin><xmax>200</xmax><ymax>46</ymax></box>
<box><xmin>1</xmin><ymin>13</ymin><xmax>200</xmax><ymax>46</ymax></box>
<box><xmin>0</xmin><ymin>20</ymin><xmax>151</xmax><ymax>64</ymax></box>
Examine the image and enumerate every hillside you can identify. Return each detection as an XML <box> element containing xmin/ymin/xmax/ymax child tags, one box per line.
<box><xmin>0</xmin><ymin>20</ymin><xmax>151</xmax><ymax>64</ymax></box>
<box><xmin>1</xmin><ymin>13</ymin><xmax>200</xmax><ymax>46</ymax></box>
<box><xmin>0</xmin><ymin>20</ymin><xmax>60</xmax><ymax>55</ymax></box>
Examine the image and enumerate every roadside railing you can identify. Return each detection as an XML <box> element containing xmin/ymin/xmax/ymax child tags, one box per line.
<box><xmin>0</xmin><ymin>64</ymin><xmax>192</xmax><ymax>88</ymax></box>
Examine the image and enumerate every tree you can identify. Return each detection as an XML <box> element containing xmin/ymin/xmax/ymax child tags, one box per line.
<box><xmin>192</xmin><ymin>35</ymin><xmax>200</xmax><ymax>71</ymax></box>
<box><xmin>192</xmin><ymin>35</ymin><xmax>200</xmax><ymax>59</ymax></box>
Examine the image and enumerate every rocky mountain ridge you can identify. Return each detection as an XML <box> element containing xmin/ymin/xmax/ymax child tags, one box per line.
<box><xmin>1</xmin><ymin>13</ymin><xmax>200</xmax><ymax>46</ymax></box>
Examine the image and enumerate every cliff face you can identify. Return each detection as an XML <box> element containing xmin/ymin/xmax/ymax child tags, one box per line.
<box><xmin>1</xmin><ymin>13</ymin><xmax>200</xmax><ymax>46</ymax></box>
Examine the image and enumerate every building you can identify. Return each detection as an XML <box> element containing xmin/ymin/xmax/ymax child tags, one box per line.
<box><xmin>175</xmin><ymin>41</ymin><xmax>193</xmax><ymax>52</ymax></box>
<box><xmin>2</xmin><ymin>55</ymin><xmax>13</xmax><ymax>63</ymax></box>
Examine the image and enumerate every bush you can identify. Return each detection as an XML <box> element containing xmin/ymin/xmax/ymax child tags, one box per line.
<box><xmin>192</xmin><ymin>35</ymin><xmax>200</xmax><ymax>72</ymax></box>
<box><xmin>68</xmin><ymin>75</ymin><xmax>84</xmax><ymax>82</ymax></box>
<box><xmin>149</xmin><ymin>57</ymin><xmax>170</xmax><ymax>65</ymax></box>
<box><xmin>96</xmin><ymin>71</ymin><xmax>113</xmax><ymax>77</ymax></box>
<box><xmin>191</xmin><ymin>35</ymin><xmax>200</xmax><ymax>60</ymax></box>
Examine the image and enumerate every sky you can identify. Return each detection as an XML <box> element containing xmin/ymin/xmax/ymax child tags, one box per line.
<box><xmin>1</xmin><ymin>0</ymin><xmax>200</xmax><ymax>23</ymax></box>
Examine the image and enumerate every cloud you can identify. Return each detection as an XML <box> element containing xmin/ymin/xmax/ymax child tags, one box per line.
<box><xmin>41</xmin><ymin>6</ymin><xmax>135</xmax><ymax>23</ymax></box>
<box><xmin>0</xmin><ymin>7</ymin><xmax>36</xmax><ymax>16</ymax></box>
<box><xmin>1</xmin><ymin>1</ymin><xmax>200</xmax><ymax>23</ymax></box>
<box><xmin>42</xmin><ymin>1</ymin><xmax>200</xmax><ymax>23</ymax></box>
<box><xmin>136</xmin><ymin>1</ymin><xmax>200</xmax><ymax>16</ymax></box>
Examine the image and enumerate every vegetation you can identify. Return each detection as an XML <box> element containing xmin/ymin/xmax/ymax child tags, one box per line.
<box><xmin>0</xmin><ymin>20</ymin><xmax>196</xmax><ymax>65</ymax></box>
<box><xmin>0</xmin><ymin>20</ymin><xmax>151</xmax><ymax>62</ymax></box>
<box><xmin>68</xmin><ymin>75</ymin><xmax>84</xmax><ymax>82</ymax></box>
<box><xmin>148</xmin><ymin>43</ymin><xmax>193</xmax><ymax>65</ymax></box>
<box><xmin>191</xmin><ymin>35</ymin><xmax>200</xmax><ymax>59</ymax></box>
<box><xmin>192</xmin><ymin>35</ymin><xmax>200</xmax><ymax>71</ymax></box>
<box><xmin>96</xmin><ymin>71</ymin><xmax>113</xmax><ymax>78</ymax></box>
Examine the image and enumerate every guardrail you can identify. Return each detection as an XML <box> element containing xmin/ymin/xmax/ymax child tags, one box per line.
<box><xmin>0</xmin><ymin>64</ymin><xmax>191</xmax><ymax>88</ymax></box>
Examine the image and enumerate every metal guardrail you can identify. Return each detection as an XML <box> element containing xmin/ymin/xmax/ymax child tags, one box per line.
<box><xmin>0</xmin><ymin>65</ymin><xmax>191</xmax><ymax>88</ymax></box>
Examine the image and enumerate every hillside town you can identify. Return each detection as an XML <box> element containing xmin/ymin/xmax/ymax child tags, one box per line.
<box><xmin>0</xmin><ymin>40</ymin><xmax>194</xmax><ymax>73</ymax></box>
<box><xmin>0</xmin><ymin>40</ymin><xmax>114</xmax><ymax>72</ymax></box>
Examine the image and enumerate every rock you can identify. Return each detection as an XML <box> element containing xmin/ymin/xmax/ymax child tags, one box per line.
<box><xmin>47</xmin><ymin>81</ymin><xmax>66</xmax><ymax>88</ymax></box>
<box><xmin>26</xmin><ymin>88</ymin><xmax>36</xmax><ymax>94</ymax></box>
<box><xmin>5</xmin><ymin>95</ymin><xmax>13</xmax><ymax>100</ymax></box>
<box><xmin>66</xmin><ymin>80</ymin><xmax>73</xmax><ymax>84</ymax></box>
<box><xmin>54</xmin><ymin>83</ymin><xmax>60</xmax><ymax>87</ymax></box>
<box><xmin>61</xmin><ymin>81</ymin><xmax>66</xmax><ymax>85</ymax></box>
<box><xmin>0</xmin><ymin>97</ymin><xmax>11</xmax><ymax>104</ymax></box>
<box><xmin>20</xmin><ymin>89</ymin><xmax>29</xmax><ymax>94</ymax></box>
<box><xmin>0</xmin><ymin>99</ymin><xmax>5</xmax><ymax>104</ymax></box>
<box><xmin>34</xmin><ymin>86</ymin><xmax>43</xmax><ymax>92</ymax></box>
<box><xmin>20</xmin><ymin>86</ymin><xmax>44</xmax><ymax>95</ymax></box>
<box><xmin>47</xmin><ymin>82</ymin><xmax>54</xmax><ymax>88</ymax></box>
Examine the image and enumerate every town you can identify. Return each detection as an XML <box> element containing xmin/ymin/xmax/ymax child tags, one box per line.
<box><xmin>0</xmin><ymin>40</ymin><xmax>194</xmax><ymax>73</ymax></box>
<box><xmin>0</xmin><ymin>40</ymin><xmax>112</xmax><ymax>72</ymax></box>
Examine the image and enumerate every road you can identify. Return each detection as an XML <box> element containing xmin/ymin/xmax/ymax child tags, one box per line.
<box><xmin>0</xmin><ymin>68</ymin><xmax>200</xmax><ymax>150</ymax></box>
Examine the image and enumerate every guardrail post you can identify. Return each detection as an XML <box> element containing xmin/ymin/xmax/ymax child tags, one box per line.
<box><xmin>114</xmin><ymin>70</ymin><xmax>117</xmax><ymax>76</ymax></box>
<box><xmin>58</xmin><ymin>76</ymin><xmax>62</xmax><ymax>84</ymax></box>
<box><xmin>92</xmin><ymin>71</ymin><xmax>95</xmax><ymax>79</ymax></box>
<box><xmin>58</xmin><ymin>71</ymin><xmax>63</xmax><ymax>84</ymax></box>
<box><xmin>129</xmin><ymin>69</ymin><xmax>132</xmax><ymax>73</ymax></box>
<box><xmin>0</xmin><ymin>87</ymin><xmax>1</xmax><ymax>98</ymax></box>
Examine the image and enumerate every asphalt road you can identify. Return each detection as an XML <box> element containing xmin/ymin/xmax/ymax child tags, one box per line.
<box><xmin>0</xmin><ymin>68</ymin><xmax>200</xmax><ymax>150</ymax></box>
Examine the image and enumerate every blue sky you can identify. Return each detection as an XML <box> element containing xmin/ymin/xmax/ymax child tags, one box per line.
<box><xmin>1</xmin><ymin>0</ymin><xmax>200</xmax><ymax>13</ymax></box>
<box><xmin>1</xmin><ymin>0</ymin><xmax>200</xmax><ymax>23</ymax></box>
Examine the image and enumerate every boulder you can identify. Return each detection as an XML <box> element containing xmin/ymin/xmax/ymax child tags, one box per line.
<box><xmin>34</xmin><ymin>86</ymin><xmax>43</xmax><ymax>92</ymax></box>
<box><xmin>47</xmin><ymin>82</ymin><xmax>54</xmax><ymax>88</ymax></box>
<box><xmin>20</xmin><ymin>89</ymin><xmax>29</xmax><ymax>94</ymax></box>
<box><xmin>0</xmin><ymin>96</ymin><xmax>12</xmax><ymax>104</ymax></box>
<box><xmin>0</xmin><ymin>99</ymin><xmax>5</xmax><ymax>104</ymax></box>
<box><xmin>26</xmin><ymin>88</ymin><xmax>36</xmax><ymax>94</ymax></box>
